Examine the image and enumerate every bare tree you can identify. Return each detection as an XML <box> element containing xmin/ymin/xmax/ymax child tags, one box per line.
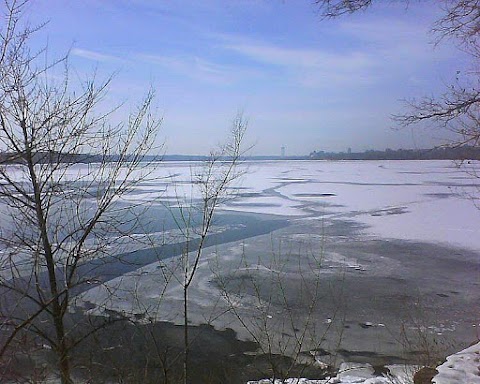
<box><xmin>82</xmin><ymin>116</ymin><xmax>248</xmax><ymax>384</ymax></box>
<box><xmin>314</xmin><ymin>0</ymin><xmax>480</xmax><ymax>147</ymax></box>
<box><xmin>174</xmin><ymin>115</ymin><xmax>247</xmax><ymax>384</ymax></box>
<box><xmin>0</xmin><ymin>1</ymin><xmax>161</xmax><ymax>383</ymax></box>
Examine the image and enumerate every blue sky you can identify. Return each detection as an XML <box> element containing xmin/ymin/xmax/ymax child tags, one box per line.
<box><xmin>26</xmin><ymin>1</ymin><xmax>467</xmax><ymax>155</ymax></box>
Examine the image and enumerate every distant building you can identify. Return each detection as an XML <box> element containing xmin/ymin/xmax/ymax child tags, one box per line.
<box><xmin>281</xmin><ymin>146</ymin><xmax>286</xmax><ymax>157</ymax></box>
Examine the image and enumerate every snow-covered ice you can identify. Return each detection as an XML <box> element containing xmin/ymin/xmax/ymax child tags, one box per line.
<box><xmin>8</xmin><ymin>159</ymin><xmax>475</xmax><ymax>249</ymax></box>
<box><xmin>221</xmin><ymin>160</ymin><xmax>480</xmax><ymax>251</ymax></box>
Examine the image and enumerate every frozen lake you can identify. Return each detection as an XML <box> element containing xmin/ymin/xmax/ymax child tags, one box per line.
<box><xmin>3</xmin><ymin>159</ymin><xmax>478</xmax><ymax>366</ymax></box>
<box><xmin>76</xmin><ymin>159</ymin><xmax>480</xmax><ymax>364</ymax></box>
<box><xmin>109</xmin><ymin>158</ymin><xmax>480</xmax><ymax>249</ymax></box>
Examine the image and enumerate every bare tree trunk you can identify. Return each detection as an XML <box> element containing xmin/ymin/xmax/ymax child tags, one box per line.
<box><xmin>22</xmin><ymin>119</ymin><xmax>72</xmax><ymax>383</ymax></box>
<box><xmin>183</xmin><ymin>283</ymin><xmax>189</xmax><ymax>384</ymax></box>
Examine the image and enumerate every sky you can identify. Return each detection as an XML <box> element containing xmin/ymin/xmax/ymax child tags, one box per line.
<box><xmin>24</xmin><ymin>0</ymin><xmax>469</xmax><ymax>156</ymax></box>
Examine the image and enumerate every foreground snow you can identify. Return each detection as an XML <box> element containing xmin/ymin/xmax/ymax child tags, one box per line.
<box><xmin>433</xmin><ymin>341</ymin><xmax>480</xmax><ymax>384</ymax></box>
<box><xmin>246</xmin><ymin>362</ymin><xmax>414</xmax><ymax>384</ymax></box>
<box><xmin>247</xmin><ymin>342</ymin><xmax>480</xmax><ymax>384</ymax></box>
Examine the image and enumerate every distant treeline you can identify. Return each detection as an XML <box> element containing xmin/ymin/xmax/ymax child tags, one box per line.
<box><xmin>0</xmin><ymin>151</ymin><xmax>164</xmax><ymax>165</ymax></box>
<box><xmin>3</xmin><ymin>147</ymin><xmax>479</xmax><ymax>165</ymax></box>
<box><xmin>0</xmin><ymin>151</ymin><xmax>99</xmax><ymax>164</ymax></box>
<box><xmin>0</xmin><ymin>151</ymin><xmax>309</xmax><ymax>164</ymax></box>
<box><xmin>309</xmin><ymin>146</ymin><xmax>480</xmax><ymax>160</ymax></box>
<box><xmin>0</xmin><ymin>151</ymin><xmax>265</xmax><ymax>164</ymax></box>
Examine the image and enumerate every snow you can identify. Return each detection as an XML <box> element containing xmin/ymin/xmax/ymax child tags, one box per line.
<box><xmin>245</xmin><ymin>342</ymin><xmax>480</xmax><ymax>384</ymax></box>
<box><xmin>220</xmin><ymin>160</ymin><xmax>480</xmax><ymax>251</ymax></box>
<box><xmin>220</xmin><ymin>195</ymin><xmax>306</xmax><ymax>216</ymax></box>
<box><xmin>433</xmin><ymin>341</ymin><xmax>480</xmax><ymax>384</ymax></box>
<box><xmin>246</xmin><ymin>362</ymin><xmax>417</xmax><ymax>383</ymax></box>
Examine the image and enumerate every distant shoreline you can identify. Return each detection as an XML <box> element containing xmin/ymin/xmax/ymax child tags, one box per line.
<box><xmin>1</xmin><ymin>145</ymin><xmax>480</xmax><ymax>164</ymax></box>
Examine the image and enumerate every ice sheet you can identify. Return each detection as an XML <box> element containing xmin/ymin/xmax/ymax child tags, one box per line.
<box><xmin>220</xmin><ymin>160</ymin><xmax>480</xmax><ymax>251</ymax></box>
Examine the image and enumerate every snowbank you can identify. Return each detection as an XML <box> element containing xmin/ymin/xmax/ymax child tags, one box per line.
<box><xmin>433</xmin><ymin>341</ymin><xmax>480</xmax><ymax>384</ymax></box>
<box><xmin>247</xmin><ymin>342</ymin><xmax>480</xmax><ymax>384</ymax></box>
<box><xmin>246</xmin><ymin>362</ymin><xmax>415</xmax><ymax>383</ymax></box>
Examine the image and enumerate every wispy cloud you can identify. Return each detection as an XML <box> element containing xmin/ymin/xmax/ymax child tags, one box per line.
<box><xmin>136</xmin><ymin>53</ymin><xmax>261</xmax><ymax>85</ymax></box>
<box><xmin>226</xmin><ymin>41</ymin><xmax>374</xmax><ymax>70</ymax></box>
<box><xmin>218</xmin><ymin>36</ymin><xmax>379</xmax><ymax>88</ymax></box>
<box><xmin>71</xmin><ymin>48</ymin><xmax>124</xmax><ymax>63</ymax></box>
<box><xmin>338</xmin><ymin>18</ymin><xmax>455</xmax><ymax>61</ymax></box>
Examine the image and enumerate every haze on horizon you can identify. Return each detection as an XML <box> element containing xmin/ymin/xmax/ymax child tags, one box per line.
<box><xmin>28</xmin><ymin>1</ymin><xmax>467</xmax><ymax>156</ymax></box>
